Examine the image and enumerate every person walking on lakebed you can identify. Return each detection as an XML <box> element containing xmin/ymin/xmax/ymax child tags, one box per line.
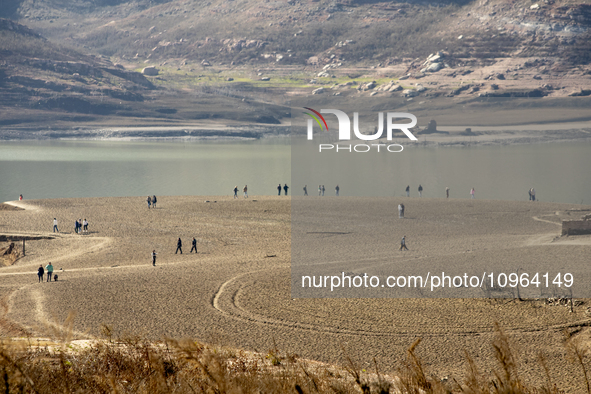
<box><xmin>175</xmin><ymin>238</ymin><xmax>183</xmax><ymax>254</ymax></box>
<box><xmin>37</xmin><ymin>265</ymin><xmax>44</xmax><ymax>283</ymax></box>
<box><xmin>277</xmin><ymin>184</ymin><xmax>282</xmax><ymax>196</ymax></box>
<box><xmin>53</xmin><ymin>218</ymin><xmax>59</xmax><ymax>233</ymax></box>
<box><xmin>152</xmin><ymin>250</ymin><xmax>157</xmax><ymax>266</ymax></box>
<box><xmin>45</xmin><ymin>262</ymin><xmax>54</xmax><ymax>282</ymax></box>
<box><xmin>190</xmin><ymin>237</ymin><xmax>197</xmax><ymax>253</ymax></box>
<box><xmin>399</xmin><ymin>236</ymin><xmax>408</xmax><ymax>251</ymax></box>
<box><xmin>283</xmin><ymin>184</ymin><xmax>289</xmax><ymax>196</ymax></box>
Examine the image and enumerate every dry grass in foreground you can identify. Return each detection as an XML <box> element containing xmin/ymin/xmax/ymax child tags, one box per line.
<box><xmin>0</xmin><ymin>320</ymin><xmax>589</xmax><ymax>393</ymax></box>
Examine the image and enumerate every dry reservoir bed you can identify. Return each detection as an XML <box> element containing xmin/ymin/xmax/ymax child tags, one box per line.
<box><xmin>1</xmin><ymin>196</ymin><xmax>591</xmax><ymax>390</ymax></box>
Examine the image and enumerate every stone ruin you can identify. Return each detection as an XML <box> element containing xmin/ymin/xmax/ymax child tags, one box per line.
<box><xmin>562</xmin><ymin>213</ymin><xmax>591</xmax><ymax>236</ymax></box>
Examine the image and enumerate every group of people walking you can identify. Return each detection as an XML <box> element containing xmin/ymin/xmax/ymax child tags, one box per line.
<box><xmin>37</xmin><ymin>262</ymin><xmax>55</xmax><ymax>282</ymax></box>
<box><xmin>404</xmin><ymin>185</ymin><xmax>424</xmax><ymax>197</ymax></box>
<box><xmin>174</xmin><ymin>237</ymin><xmax>198</xmax><ymax>255</ymax></box>
<box><xmin>403</xmin><ymin>185</ymin><xmax>480</xmax><ymax>199</ymax></box>
<box><xmin>278</xmin><ymin>184</ymin><xmax>289</xmax><ymax>195</ymax></box>
<box><xmin>398</xmin><ymin>203</ymin><xmax>405</xmax><ymax>218</ymax></box>
<box><xmin>301</xmin><ymin>185</ymin><xmax>340</xmax><ymax>196</ymax></box>
<box><xmin>146</xmin><ymin>195</ymin><xmax>158</xmax><ymax>208</ymax></box>
<box><xmin>52</xmin><ymin>218</ymin><xmax>88</xmax><ymax>234</ymax></box>
<box><xmin>151</xmin><ymin>237</ymin><xmax>198</xmax><ymax>266</ymax></box>
<box><xmin>234</xmin><ymin>185</ymin><xmax>248</xmax><ymax>198</ymax></box>
<box><xmin>75</xmin><ymin>218</ymin><xmax>88</xmax><ymax>234</ymax></box>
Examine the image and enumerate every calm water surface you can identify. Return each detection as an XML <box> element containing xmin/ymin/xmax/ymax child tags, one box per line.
<box><xmin>0</xmin><ymin>139</ymin><xmax>589</xmax><ymax>204</ymax></box>
<box><xmin>0</xmin><ymin>139</ymin><xmax>291</xmax><ymax>202</ymax></box>
<box><xmin>292</xmin><ymin>139</ymin><xmax>591</xmax><ymax>204</ymax></box>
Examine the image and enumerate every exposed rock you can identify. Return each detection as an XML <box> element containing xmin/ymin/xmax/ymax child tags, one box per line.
<box><xmin>142</xmin><ymin>66</ymin><xmax>159</xmax><ymax>76</ymax></box>
<box><xmin>260</xmin><ymin>77</ymin><xmax>271</xmax><ymax>81</ymax></box>
<box><xmin>370</xmin><ymin>91</ymin><xmax>378</xmax><ymax>96</ymax></box>
<box><xmin>569</xmin><ymin>89</ymin><xmax>591</xmax><ymax>96</ymax></box>
<box><xmin>357</xmin><ymin>81</ymin><xmax>377</xmax><ymax>91</ymax></box>
<box><xmin>376</xmin><ymin>80</ymin><xmax>398</xmax><ymax>92</ymax></box>
<box><xmin>307</xmin><ymin>56</ymin><xmax>319</xmax><ymax>65</ymax></box>
<box><xmin>424</xmin><ymin>120</ymin><xmax>437</xmax><ymax>133</ymax></box>
<box><xmin>448</xmin><ymin>84</ymin><xmax>471</xmax><ymax>96</ymax></box>
<box><xmin>420</xmin><ymin>119</ymin><xmax>449</xmax><ymax>135</ymax></box>
<box><xmin>201</xmin><ymin>60</ymin><xmax>211</xmax><ymax>66</ymax></box>
<box><xmin>312</xmin><ymin>87</ymin><xmax>325</xmax><ymax>94</ymax></box>
<box><xmin>425</xmin><ymin>63</ymin><xmax>442</xmax><ymax>73</ymax></box>
<box><xmin>420</xmin><ymin>51</ymin><xmax>446</xmax><ymax>73</ymax></box>
<box><xmin>480</xmin><ymin>89</ymin><xmax>547</xmax><ymax>98</ymax></box>
<box><xmin>402</xmin><ymin>89</ymin><xmax>418</xmax><ymax>98</ymax></box>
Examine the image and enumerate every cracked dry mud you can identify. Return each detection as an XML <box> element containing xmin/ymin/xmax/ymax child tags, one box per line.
<box><xmin>1</xmin><ymin>196</ymin><xmax>591</xmax><ymax>390</ymax></box>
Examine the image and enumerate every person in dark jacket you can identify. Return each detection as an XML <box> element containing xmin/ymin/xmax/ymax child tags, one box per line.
<box><xmin>399</xmin><ymin>236</ymin><xmax>408</xmax><ymax>251</ymax></box>
<box><xmin>152</xmin><ymin>195</ymin><xmax>157</xmax><ymax>208</ymax></box>
<box><xmin>283</xmin><ymin>184</ymin><xmax>289</xmax><ymax>196</ymax></box>
<box><xmin>277</xmin><ymin>184</ymin><xmax>282</xmax><ymax>196</ymax></box>
<box><xmin>175</xmin><ymin>238</ymin><xmax>182</xmax><ymax>254</ymax></box>
<box><xmin>37</xmin><ymin>265</ymin><xmax>44</xmax><ymax>283</ymax></box>
<box><xmin>190</xmin><ymin>237</ymin><xmax>197</xmax><ymax>253</ymax></box>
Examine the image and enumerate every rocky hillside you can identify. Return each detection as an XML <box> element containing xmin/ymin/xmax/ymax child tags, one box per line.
<box><xmin>1</xmin><ymin>0</ymin><xmax>590</xmax><ymax>132</ymax></box>
<box><xmin>0</xmin><ymin>18</ymin><xmax>156</xmax><ymax>126</ymax></box>
<box><xmin>8</xmin><ymin>0</ymin><xmax>591</xmax><ymax>67</ymax></box>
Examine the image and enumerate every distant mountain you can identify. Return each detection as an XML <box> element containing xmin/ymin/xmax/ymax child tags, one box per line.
<box><xmin>1</xmin><ymin>0</ymin><xmax>590</xmax><ymax>133</ymax></box>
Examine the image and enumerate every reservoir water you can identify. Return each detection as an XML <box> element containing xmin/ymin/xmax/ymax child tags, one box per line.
<box><xmin>0</xmin><ymin>139</ymin><xmax>589</xmax><ymax>204</ymax></box>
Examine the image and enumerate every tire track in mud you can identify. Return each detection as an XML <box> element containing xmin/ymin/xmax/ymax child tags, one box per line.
<box><xmin>212</xmin><ymin>268</ymin><xmax>591</xmax><ymax>338</ymax></box>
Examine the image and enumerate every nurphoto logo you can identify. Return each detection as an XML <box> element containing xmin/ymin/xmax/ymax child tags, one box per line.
<box><xmin>303</xmin><ymin>107</ymin><xmax>418</xmax><ymax>153</ymax></box>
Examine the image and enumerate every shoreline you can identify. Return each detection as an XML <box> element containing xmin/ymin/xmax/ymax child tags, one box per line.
<box><xmin>5</xmin><ymin>195</ymin><xmax>591</xmax><ymax>207</ymax></box>
<box><xmin>0</xmin><ymin>120</ymin><xmax>590</xmax><ymax>146</ymax></box>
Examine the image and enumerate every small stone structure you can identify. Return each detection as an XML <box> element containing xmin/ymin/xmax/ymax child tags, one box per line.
<box><xmin>562</xmin><ymin>215</ymin><xmax>591</xmax><ymax>236</ymax></box>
